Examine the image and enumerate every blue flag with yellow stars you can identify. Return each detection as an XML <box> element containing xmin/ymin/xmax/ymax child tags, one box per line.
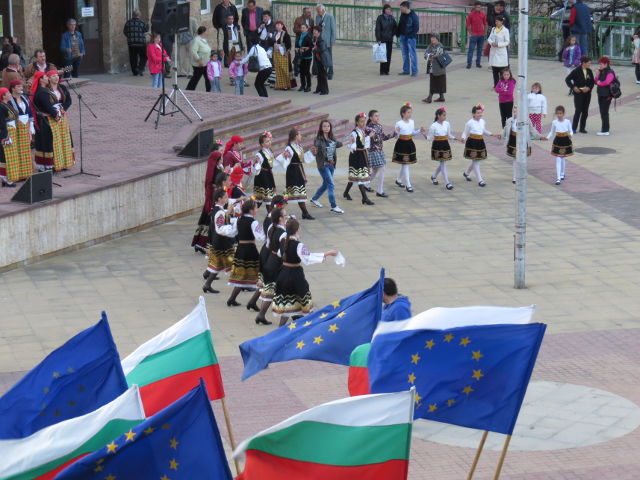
<box><xmin>54</xmin><ymin>379</ymin><xmax>233</xmax><ymax>480</ymax></box>
<box><xmin>368</xmin><ymin>323</ymin><xmax>546</xmax><ymax>435</ymax></box>
<box><xmin>239</xmin><ymin>269</ymin><xmax>385</xmax><ymax>380</ymax></box>
<box><xmin>0</xmin><ymin>313</ymin><xmax>128</xmax><ymax>439</ymax></box>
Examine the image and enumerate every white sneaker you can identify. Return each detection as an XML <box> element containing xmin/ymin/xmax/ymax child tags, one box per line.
<box><xmin>330</xmin><ymin>206</ymin><xmax>344</xmax><ymax>214</ymax></box>
<box><xmin>636</xmin><ymin>80</ymin><xmax>640</xmax><ymax>84</ymax></box>
<box><xmin>596</xmin><ymin>131</ymin><xmax>610</xmax><ymax>136</ymax></box>
<box><xmin>310</xmin><ymin>199</ymin><xmax>323</xmax><ymax>208</ymax></box>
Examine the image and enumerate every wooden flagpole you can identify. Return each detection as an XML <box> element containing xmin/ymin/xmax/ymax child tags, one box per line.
<box><xmin>220</xmin><ymin>397</ymin><xmax>242</xmax><ymax>475</ymax></box>
<box><xmin>493</xmin><ymin>435</ymin><xmax>512</xmax><ymax>480</ymax></box>
<box><xmin>467</xmin><ymin>430</ymin><xmax>489</xmax><ymax>480</ymax></box>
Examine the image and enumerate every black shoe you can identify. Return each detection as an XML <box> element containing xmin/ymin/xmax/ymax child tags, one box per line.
<box><xmin>364</xmin><ymin>186</ymin><xmax>373</xmax><ymax>193</ymax></box>
<box><xmin>478</xmin><ymin>181</ymin><xmax>486</xmax><ymax>187</ymax></box>
<box><xmin>313</xmin><ymin>91</ymin><xmax>320</xmax><ymax>94</ymax></box>
<box><xmin>466</xmin><ymin>64</ymin><xmax>471</xmax><ymax>69</ymax></box>
<box><xmin>579</xmin><ymin>130</ymin><xmax>588</xmax><ymax>134</ymax></box>
<box><xmin>430</xmin><ymin>176</ymin><xmax>439</xmax><ymax>185</ymax></box>
<box><xmin>398</xmin><ymin>72</ymin><xmax>410</xmax><ymax>75</ymax></box>
<box><xmin>463</xmin><ymin>172</ymin><xmax>472</xmax><ymax>182</ymax></box>
<box><xmin>298</xmin><ymin>86</ymin><xmax>305</xmax><ymax>91</ymax></box>
<box><xmin>376</xmin><ymin>192</ymin><xmax>388</xmax><ymax>197</ymax></box>
<box><xmin>362</xmin><ymin>199</ymin><xmax>375</xmax><ymax>205</ymax></box>
<box><xmin>406</xmin><ymin>186</ymin><xmax>414</xmax><ymax>193</ymax></box>
<box><xmin>227</xmin><ymin>299</ymin><xmax>241</xmax><ymax>307</ymax></box>
<box><xmin>255</xmin><ymin>316</ymin><xmax>273</xmax><ymax>325</ymax></box>
<box><xmin>319</xmin><ymin>92</ymin><xmax>328</xmax><ymax>95</ymax></box>
<box><xmin>343</xmin><ymin>192</ymin><xmax>352</xmax><ymax>201</ymax></box>
<box><xmin>302</xmin><ymin>213</ymin><xmax>315</xmax><ymax>220</ymax></box>
<box><xmin>476</xmin><ymin>64</ymin><xmax>482</xmax><ymax>68</ymax></box>
<box><xmin>555</xmin><ymin>179</ymin><xmax>561</xmax><ymax>185</ymax></box>
<box><xmin>395</xmin><ymin>179</ymin><xmax>405</xmax><ymax>188</ymax></box>
<box><xmin>203</xmin><ymin>270</ymin><xmax>210</xmax><ymax>279</ymax></box>
<box><xmin>446</xmin><ymin>183</ymin><xmax>454</xmax><ymax>190</ymax></box>
<box><xmin>246</xmin><ymin>303</ymin><xmax>260</xmax><ymax>312</ymax></box>
<box><xmin>1</xmin><ymin>179</ymin><xmax>16</xmax><ymax>187</ymax></box>
<box><xmin>202</xmin><ymin>286</ymin><xmax>219</xmax><ymax>294</ymax></box>
<box><xmin>512</xmin><ymin>179</ymin><xmax>516</xmax><ymax>184</ymax></box>
<box><xmin>304</xmin><ymin>88</ymin><xmax>311</xmax><ymax>92</ymax></box>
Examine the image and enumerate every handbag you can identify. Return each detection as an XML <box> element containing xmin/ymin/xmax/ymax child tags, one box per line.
<box><xmin>483</xmin><ymin>42</ymin><xmax>491</xmax><ymax>57</ymax></box>
<box><xmin>372</xmin><ymin>43</ymin><xmax>387</xmax><ymax>63</ymax></box>
<box><xmin>436</xmin><ymin>52</ymin><xmax>452</xmax><ymax>68</ymax></box>
<box><xmin>248</xmin><ymin>55</ymin><xmax>260</xmax><ymax>73</ymax></box>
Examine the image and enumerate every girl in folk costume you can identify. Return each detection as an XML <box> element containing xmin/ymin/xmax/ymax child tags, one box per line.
<box><xmin>254</xmin><ymin>206</ymin><xmax>288</xmax><ymax>326</ymax></box>
<box><xmin>226</xmin><ymin>199</ymin><xmax>266</xmax><ymax>309</ymax></box>
<box><xmin>7</xmin><ymin>81</ymin><xmax>34</xmax><ymax>183</ymax></box>
<box><xmin>192</xmin><ymin>140</ymin><xmax>223</xmax><ymax>254</ymax></box>
<box><xmin>47</xmin><ymin>71</ymin><xmax>74</xmax><ymax>171</ymax></box>
<box><xmin>546</xmin><ymin>105</ymin><xmax>573</xmax><ymax>185</ymax></box>
<box><xmin>228</xmin><ymin>164</ymin><xmax>248</xmax><ymax>217</ymax></box>
<box><xmin>392</xmin><ymin>103</ymin><xmax>425</xmax><ymax>193</ymax></box>
<box><xmin>253</xmin><ymin>132</ymin><xmax>277</xmax><ymax>209</ymax></box>
<box><xmin>283</xmin><ymin>128</ymin><xmax>315</xmax><ymax>220</ymax></box>
<box><xmin>272</xmin><ymin>217</ymin><xmax>338</xmax><ymax>324</ymax></box>
<box><xmin>30</xmin><ymin>72</ymin><xmax>58</xmax><ymax>172</ymax></box>
<box><xmin>272</xmin><ymin>21</ymin><xmax>292</xmax><ymax>90</ymax></box>
<box><xmin>222</xmin><ymin>135</ymin><xmax>247</xmax><ymax>172</ymax></box>
<box><xmin>527</xmin><ymin>82</ymin><xmax>547</xmax><ymax>134</ymax></box>
<box><xmin>0</xmin><ymin>88</ymin><xmax>19</xmax><ymax>187</ymax></box>
<box><xmin>202</xmin><ymin>187</ymin><xmax>238</xmax><ymax>294</ymax></box>
<box><xmin>343</xmin><ymin>113</ymin><xmax>375</xmax><ymax>205</ymax></box>
<box><xmin>462</xmin><ymin>104</ymin><xmax>501</xmax><ymax>187</ymax></box>
<box><xmin>427</xmin><ymin>107</ymin><xmax>460</xmax><ymax>191</ymax></box>
<box><xmin>502</xmin><ymin>105</ymin><xmax>546</xmax><ymax>184</ymax></box>
<box><xmin>364</xmin><ymin>109</ymin><xmax>396</xmax><ymax>198</ymax></box>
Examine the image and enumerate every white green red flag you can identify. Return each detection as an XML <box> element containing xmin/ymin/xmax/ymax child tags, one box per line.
<box><xmin>122</xmin><ymin>297</ymin><xmax>225</xmax><ymax>416</ymax></box>
<box><xmin>234</xmin><ymin>390</ymin><xmax>414</xmax><ymax>480</ymax></box>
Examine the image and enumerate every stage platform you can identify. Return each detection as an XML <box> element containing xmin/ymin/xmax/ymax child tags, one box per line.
<box><xmin>0</xmin><ymin>81</ymin><xmax>348</xmax><ymax>270</ymax></box>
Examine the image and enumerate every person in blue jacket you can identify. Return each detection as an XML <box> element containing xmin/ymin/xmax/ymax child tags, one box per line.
<box><xmin>397</xmin><ymin>1</ymin><xmax>419</xmax><ymax>76</ymax></box>
<box><xmin>60</xmin><ymin>19</ymin><xmax>85</xmax><ymax>79</ymax></box>
<box><xmin>569</xmin><ymin>0</ymin><xmax>593</xmax><ymax>56</ymax></box>
<box><xmin>382</xmin><ymin>278</ymin><xmax>412</xmax><ymax>322</ymax></box>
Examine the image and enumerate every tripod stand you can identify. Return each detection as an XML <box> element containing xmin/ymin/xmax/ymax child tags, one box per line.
<box><xmin>164</xmin><ymin>33</ymin><xmax>203</xmax><ymax>121</ymax></box>
<box><xmin>64</xmin><ymin>79</ymin><xmax>100</xmax><ymax>178</ymax></box>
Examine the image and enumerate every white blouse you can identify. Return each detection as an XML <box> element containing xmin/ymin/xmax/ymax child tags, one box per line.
<box><xmin>279</xmin><ymin>235</ymin><xmax>325</xmax><ymax>265</ymax></box>
<box><xmin>427</xmin><ymin>121</ymin><xmax>456</xmax><ymax>141</ymax></box>
<box><xmin>253</xmin><ymin>148</ymin><xmax>274</xmax><ymax>175</ymax></box>
<box><xmin>462</xmin><ymin>118</ymin><xmax>492</xmax><ymax>140</ymax></box>
<box><xmin>349</xmin><ymin>128</ymin><xmax>371</xmax><ymax>152</ymax></box>
<box><xmin>395</xmin><ymin>119</ymin><xmax>421</xmax><ymax>136</ymax></box>
<box><xmin>241</xmin><ymin>214</ymin><xmax>266</xmax><ymax>243</ymax></box>
<box><xmin>527</xmin><ymin>93</ymin><xmax>548</xmax><ymax>115</ymax></box>
<box><xmin>546</xmin><ymin>119</ymin><xmax>573</xmax><ymax>139</ymax></box>
<box><xmin>284</xmin><ymin>143</ymin><xmax>304</xmax><ymax>160</ymax></box>
<box><xmin>213</xmin><ymin>206</ymin><xmax>238</xmax><ymax>238</ymax></box>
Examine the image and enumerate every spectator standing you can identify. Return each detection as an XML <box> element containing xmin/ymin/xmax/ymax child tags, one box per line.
<box><xmin>123</xmin><ymin>10</ymin><xmax>149</xmax><ymax>77</ymax></box>
<box><xmin>294</xmin><ymin>7</ymin><xmax>315</xmax><ymax>38</ymax></box>
<box><xmin>594</xmin><ymin>56</ymin><xmax>615</xmax><ymax>136</ymax></box>
<box><xmin>375</xmin><ymin>4</ymin><xmax>397</xmax><ymax>76</ymax></box>
<box><xmin>487</xmin><ymin>1</ymin><xmax>511</xmax><ymax>32</ymax></box>
<box><xmin>207</xmin><ymin>50</ymin><xmax>223</xmax><ymax>93</ymax></box>
<box><xmin>222</xmin><ymin>14</ymin><xmax>244</xmax><ymax>71</ymax></box>
<box><xmin>23</xmin><ymin>49</ymin><xmax>56</xmax><ymax>84</ymax></box>
<box><xmin>488</xmin><ymin>15</ymin><xmax>510</xmax><ymax>87</ymax></box>
<box><xmin>258</xmin><ymin>11</ymin><xmax>276</xmax><ymax>48</ymax></box>
<box><xmin>60</xmin><ymin>18</ymin><xmax>85</xmax><ymax>79</ymax></box>
<box><xmin>2</xmin><ymin>37</ymin><xmax>23</xmax><ymax>65</ymax></box>
<box><xmin>242</xmin><ymin>43</ymin><xmax>273</xmax><ymax>97</ymax></box>
<box><xmin>213</xmin><ymin>0</ymin><xmax>239</xmax><ymax>50</ymax></box>
<box><xmin>631</xmin><ymin>33</ymin><xmax>640</xmax><ymax>84</ymax></box>
<box><xmin>315</xmin><ymin>4</ymin><xmax>336</xmax><ymax>79</ymax></box>
<box><xmin>296</xmin><ymin>24</ymin><xmax>313</xmax><ymax>92</ymax></box>
<box><xmin>422</xmin><ymin>34</ymin><xmax>447</xmax><ymax>103</ymax></box>
<box><xmin>466</xmin><ymin>2</ymin><xmax>487</xmax><ymax>69</ymax></box>
<box><xmin>1</xmin><ymin>54</ymin><xmax>24</xmax><ymax>87</ymax></box>
<box><xmin>147</xmin><ymin>33</ymin><xmax>170</xmax><ymax>88</ymax></box>
<box><xmin>397</xmin><ymin>1</ymin><xmax>419</xmax><ymax>77</ymax></box>
<box><xmin>569</xmin><ymin>0</ymin><xmax>592</xmax><ymax>56</ymax></box>
<box><xmin>0</xmin><ymin>44</ymin><xmax>12</xmax><ymax>71</ymax></box>
<box><xmin>312</xmin><ymin>25</ymin><xmax>330</xmax><ymax>95</ymax></box>
<box><xmin>177</xmin><ymin>17</ymin><xmax>199</xmax><ymax>77</ymax></box>
<box><xmin>242</xmin><ymin>0</ymin><xmax>264</xmax><ymax>52</ymax></box>
<box><xmin>565</xmin><ymin>55</ymin><xmax>594</xmax><ymax>133</ymax></box>
<box><xmin>187</xmin><ymin>26</ymin><xmax>212</xmax><ymax>92</ymax></box>
<box><xmin>229</xmin><ymin>51</ymin><xmax>248</xmax><ymax>95</ymax></box>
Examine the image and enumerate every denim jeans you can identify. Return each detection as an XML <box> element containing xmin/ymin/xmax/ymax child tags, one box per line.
<box><xmin>211</xmin><ymin>77</ymin><xmax>222</xmax><ymax>93</ymax></box>
<box><xmin>312</xmin><ymin>163</ymin><xmax>336</xmax><ymax>208</ymax></box>
<box><xmin>573</xmin><ymin>32</ymin><xmax>589</xmax><ymax>56</ymax></box>
<box><xmin>234</xmin><ymin>75</ymin><xmax>244</xmax><ymax>95</ymax></box>
<box><xmin>399</xmin><ymin>35</ymin><xmax>417</xmax><ymax>75</ymax></box>
<box><xmin>151</xmin><ymin>73</ymin><xmax>162</xmax><ymax>88</ymax></box>
<box><xmin>467</xmin><ymin>35</ymin><xmax>484</xmax><ymax>66</ymax></box>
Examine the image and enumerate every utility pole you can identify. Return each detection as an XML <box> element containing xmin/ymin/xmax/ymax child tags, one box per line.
<box><xmin>514</xmin><ymin>0</ymin><xmax>529</xmax><ymax>289</ymax></box>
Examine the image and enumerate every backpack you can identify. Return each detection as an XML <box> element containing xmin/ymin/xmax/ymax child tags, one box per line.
<box><xmin>610</xmin><ymin>73</ymin><xmax>622</xmax><ymax>99</ymax></box>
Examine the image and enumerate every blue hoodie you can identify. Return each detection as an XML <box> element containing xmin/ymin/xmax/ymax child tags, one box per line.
<box><xmin>382</xmin><ymin>295</ymin><xmax>412</xmax><ymax>322</ymax></box>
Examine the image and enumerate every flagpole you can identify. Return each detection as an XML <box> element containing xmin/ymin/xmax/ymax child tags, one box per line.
<box><xmin>466</xmin><ymin>430</ymin><xmax>489</xmax><ymax>480</ymax></box>
<box><xmin>220</xmin><ymin>397</ymin><xmax>241</xmax><ymax>475</ymax></box>
<box><xmin>492</xmin><ymin>434</ymin><xmax>512</xmax><ymax>480</ymax></box>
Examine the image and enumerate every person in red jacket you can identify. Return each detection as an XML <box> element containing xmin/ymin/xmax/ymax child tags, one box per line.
<box><xmin>466</xmin><ymin>1</ymin><xmax>488</xmax><ymax>69</ymax></box>
<box><xmin>146</xmin><ymin>33</ymin><xmax>170</xmax><ymax>88</ymax></box>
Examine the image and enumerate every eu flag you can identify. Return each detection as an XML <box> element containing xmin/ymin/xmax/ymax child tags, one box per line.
<box><xmin>240</xmin><ymin>269</ymin><xmax>384</xmax><ymax>380</ymax></box>
<box><xmin>0</xmin><ymin>313</ymin><xmax>128</xmax><ymax>439</ymax></box>
<box><xmin>368</xmin><ymin>323</ymin><xmax>546</xmax><ymax>435</ymax></box>
<box><xmin>55</xmin><ymin>380</ymin><xmax>233</xmax><ymax>480</ymax></box>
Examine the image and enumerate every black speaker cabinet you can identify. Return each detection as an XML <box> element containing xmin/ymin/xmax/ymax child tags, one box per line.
<box><xmin>152</xmin><ymin>0</ymin><xmax>190</xmax><ymax>36</ymax></box>
<box><xmin>11</xmin><ymin>171</ymin><xmax>53</xmax><ymax>204</ymax></box>
<box><xmin>178</xmin><ymin>129</ymin><xmax>214</xmax><ymax>159</ymax></box>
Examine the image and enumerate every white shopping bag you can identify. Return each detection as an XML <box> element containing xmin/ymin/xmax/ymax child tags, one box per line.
<box><xmin>335</xmin><ymin>252</ymin><xmax>346</xmax><ymax>267</ymax></box>
<box><xmin>303</xmin><ymin>150</ymin><xmax>316</xmax><ymax>164</ymax></box>
<box><xmin>273</xmin><ymin>153</ymin><xmax>290</xmax><ymax>173</ymax></box>
<box><xmin>372</xmin><ymin>43</ymin><xmax>387</xmax><ymax>63</ymax></box>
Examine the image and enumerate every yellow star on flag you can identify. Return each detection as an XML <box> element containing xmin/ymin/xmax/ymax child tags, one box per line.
<box><xmin>319</xmin><ymin>313</ymin><xmax>328</xmax><ymax>319</ymax></box>
<box><xmin>462</xmin><ymin>385</ymin><xmax>474</xmax><ymax>395</ymax></box>
<box><xmin>296</xmin><ymin>340</ymin><xmax>306</xmax><ymax>350</ymax></box>
<box><xmin>161</xmin><ymin>424</ymin><xmax>171</xmax><ymax>430</ymax></box>
<box><xmin>169</xmin><ymin>459</ymin><xmax>179</xmax><ymax>470</ymax></box>
<box><xmin>459</xmin><ymin>337</ymin><xmax>471</xmax><ymax>347</ymax></box>
<box><xmin>471</xmin><ymin>350</ymin><xmax>483</xmax><ymax>361</ymax></box>
<box><xmin>331</xmin><ymin>300</ymin><xmax>341</xmax><ymax>308</ymax></box>
<box><xmin>407</xmin><ymin>373</ymin><xmax>416</xmax><ymax>384</ymax></box>
<box><xmin>78</xmin><ymin>385</ymin><xmax>85</xmax><ymax>392</ymax></box>
<box><xmin>96</xmin><ymin>459</ymin><xmax>104</xmax><ymax>464</ymax></box>
<box><xmin>52</xmin><ymin>372</ymin><xmax>60</xmax><ymax>379</ymax></box>
<box><xmin>144</xmin><ymin>427</ymin><xmax>155</xmax><ymax>435</ymax></box>
<box><xmin>313</xmin><ymin>336</ymin><xmax>324</xmax><ymax>345</ymax></box>
<box><xmin>414</xmin><ymin>392</ymin><xmax>422</xmax><ymax>404</ymax></box>
<box><xmin>447</xmin><ymin>399</ymin><xmax>456</xmax><ymax>407</ymax></box>
<box><xmin>443</xmin><ymin>334</ymin><xmax>454</xmax><ymax>343</ymax></box>
<box><xmin>425</xmin><ymin>339</ymin><xmax>435</xmax><ymax>350</ymax></box>
<box><xmin>411</xmin><ymin>353</ymin><xmax>421</xmax><ymax>364</ymax></box>
<box><xmin>124</xmin><ymin>429</ymin><xmax>136</xmax><ymax>442</ymax></box>
<box><xmin>472</xmin><ymin>369</ymin><xmax>484</xmax><ymax>380</ymax></box>
<box><xmin>303</xmin><ymin>321</ymin><xmax>312</xmax><ymax>327</ymax></box>
<box><xmin>336</xmin><ymin>311</ymin><xmax>347</xmax><ymax>318</ymax></box>
<box><xmin>67</xmin><ymin>366</ymin><xmax>74</xmax><ymax>373</ymax></box>
<box><xmin>161</xmin><ymin>476</ymin><xmax>170</xmax><ymax>480</ymax></box>
<box><xmin>93</xmin><ymin>465</ymin><xmax>104</xmax><ymax>473</ymax></box>
<box><xmin>328</xmin><ymin>324</ymin><xmax>339</xmax><ymax>333</ymax></box>
<box><xmin>287</xmin><ymin>322</ymin><xmax>297</xmax><ymax>330</ymax></box>
<box><xmin>169</xmin><ymin>437</ymin><xmax>179</xmax><ymax>449</ymax></box>
<box><xmin>43</xmin><ymin>387</ymin><xmax>49</xmax><ymax>394</ymax></box>
<box><xmin>105</xmin><ymin>475</ymin><xmax>116</xmax><ymax>480</ymax></box>
<box><xmin>68</xmin><ymin>400</ymin><xmax>76</xmax><ymax>407</ymax></box>
<box><xmin>428</xmin><ymin>404</ymin><xmax>438</xmax><ymax>412</ymax></box>
<box><xmin>106</xmin><ymin>441</ymin><xmax>117</xmax><ymax>453</ymax></box>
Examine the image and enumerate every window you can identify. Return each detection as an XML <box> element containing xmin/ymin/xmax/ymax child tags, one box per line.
<box><xmin>126</xmin><ymin>0</ymin><xmax>140</xmax><ymax>17</ymax></box>
<box><xmin>201</xmin><ymin>0</ymin><xmax>211</xmax><ymax>14</ymax></box>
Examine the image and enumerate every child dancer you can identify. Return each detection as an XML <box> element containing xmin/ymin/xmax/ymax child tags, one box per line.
<box><xmin>272</xmin><ymin>217</ymin><xmax>338</xmax><ymax>325</ymax></box>
<box><xmin>206</xmin><ymin>50</ymin><xmax>223</xmax><ymax>93</ymax></box>
<box><xmin>462</xmin><ymin>104</ymin><xmax>501</xmax><ymax>187</ymax></box>
<box><xmin>202</xmin><ymin>187</ymin><xmax>237</xmax><ymax>294</ymax></box>
<box><xmin>283</xmin><ymin>128</ymin><xmax>315</xmax><ymax>220</ymax></box>
<box><xmin>392</xmin><ymin>102</ymin><xmax>425</xmax><ymax>193</ymax></box>
<box><xmin>227</xmin><ymin>199</ymin><xmax>266</xmax><ymax>308</ymax></box>
<box><xmin>253</xmin><ymin>132</ymin><xmax>277</xmax><ymax>210</ymax></box>
<box><xmin>546</xmin><ymin>105</ymin><xmax>573</xmax><ymax>185</ymax></box>
<box><xmin>365</xmin><ymin>109</ymin><xmax>396</xmax><ymax>198</ymax></box>
<box><xmin>343</xmin><ymin>113</ymin><xmax>375</xmax><ymax>205</ymax></box>
<box><xmin>427</xmin><ymin>107</ymin><xmax>459</xmax><ymax>190</ymax></box>
<box><xmin>191</xmin><ymin>140</ymin><xmax>223</xmax><ymax>254</ymax></box>
<box><xmin>495</xmin><ymin>68</ymin><xmax>516</xmax><ymax>128</ymax></box>
<box><xmin>503</xmin><ymin>105</ymin><xmax>546</xmax><ymax>183</ymax></box>
<box><xmin>527</xmin><ymin>82</ymin><xmax>547</xmax><ymax>134</ymax></box>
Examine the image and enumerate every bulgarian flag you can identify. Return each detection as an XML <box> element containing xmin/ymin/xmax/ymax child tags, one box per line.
<box><xmin>234</xmin><ymin>390</ymin><xmax>415</xmax><ymax>480</ymax></box>
<box><xmin>0</xmin><ymin>386</ymin><xmax>145</xmax><ymax>480</ymax></box>
<box><xmin>122</xmin><ymin>297</ymin><xmax>225</xmax><ymax>416</ymax></box>
<box><xmin>348</xmin><ymin>343</ymin><xmax>371</xmax><ymax>396</ymax></box>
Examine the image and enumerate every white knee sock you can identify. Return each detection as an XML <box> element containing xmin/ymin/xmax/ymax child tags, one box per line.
<box><xmin>433</xmin><ymin>163</ymin><xmax>442</xmax><ymax>179</ymax></box>
<box><xmin>397</xmin><ymin>164</ymin><xmax>411</xmax><ymax>188</ymax></box>
<box><xmin>440</xmin><ymin>161</ymin><xmax>450</xmax><ymax>184</ymax></box>
<box><xmin>376</xmin><ymin>166</ymin><xmax>386</xmax><ymax>193</ymax></box>
<box><xmin>561</xmin><ymin>158</ymin><xmax>566</xmax><ymax>178</ymax></box>
<box><xmin>512</xmin><ymin>160</ymin><xmax>517</xmax><ymax>181</ymax></box>
<box><xmin>472</xmin><ymin>161</ymin><xmax>483</xmax><ymax>182</ymax></box>
<box><xmin>556</xmin><ymin>157</ymin><xmax>563</xmax><ymax>180</ymax></box>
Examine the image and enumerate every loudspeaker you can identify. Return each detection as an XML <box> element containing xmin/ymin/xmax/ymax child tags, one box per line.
<box><xmin>151</xmin><ymin>0</ymin><xmax>190</xmax><ymax>36</ymax></box>
<box><xmin>178</xmin><ymin>129</ymin><xmax>214</xmax><ymax>158</ymax></box>
<box><xmin>11</xmin><ymin>171</ymin><xmax>53</xmax><ymax>204</ymax></box>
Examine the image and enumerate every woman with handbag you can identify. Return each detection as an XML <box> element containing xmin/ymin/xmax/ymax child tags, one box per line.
<box><xmin>422</xmin><ymin>34</ymin><xmax>448</xmax><ymax>103</ymax></box>
<box><xmin>241</xmin><ymin>43</ymin><xmax>273</xmax><ymax>97</ymax></box>
<box><xmin>375</xmin><ymin>4</ymin><xmax>397</xmax><ymax>75</ymax></box>
<box><xmin>272</xmin><ymin>21</ymin><xmax>292</xmax><ymax>90</ymax></box>
<box><xmin>296</xmin><ymin>24</ymin><xmax>313</xmax><ymax>92</ymax></box>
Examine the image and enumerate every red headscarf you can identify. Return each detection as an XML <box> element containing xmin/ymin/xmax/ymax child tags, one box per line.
<box><xmin>275</xmin><ymin>21</ymin><xmax>287</xmax><ymax>33</ymax></box>
<box><xmin>223</xmin><ymin>135</ymin><xmax>244</xmax><ymax>155</ymax></box>
<box><xmin>30</xmin><ymin>71</ymin><xmax>47</xmax><ymax>129</ymax></box>
<box><xmin>46</xmin><ymin>70</ymin><xmax>59</xmax><ymax>77</ymax></box>
<box><xmin>0</xmin><ymin>88</ymin><xmax>9</xmax><ymax>101</ymax></box>
<box><xmin>230</xmin><ymin>164</ymin><xmax>244</xmax><ymax>186</ymax></box>
<box><xmin>8</xmin><ymin>80</ymin><xmax>23</xmax><ymax>91</ymax></box>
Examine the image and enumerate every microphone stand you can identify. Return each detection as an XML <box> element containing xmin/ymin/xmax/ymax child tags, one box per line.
<box><xmin>63</xmin><ymin>78</ymin><xmax>100</xmax><ymax>178</ymax></box>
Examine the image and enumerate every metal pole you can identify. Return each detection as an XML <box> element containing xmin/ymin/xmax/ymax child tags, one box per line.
<box><xmin>8</xmin><ymin>0</ymin><xmax>14</xmax><ymax>36</ymax></box>
<box><xmin>514</xmin><ymin>0</ymin><xmax>529</xmax><ymax>289</ymax></box>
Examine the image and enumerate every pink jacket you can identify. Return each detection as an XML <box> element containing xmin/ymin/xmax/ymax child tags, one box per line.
<box><xmin>147</xmin><ymin>42</ymin><xmax>169</xmax><ymax>74</ymax></box>
<box><xmin>206</xmin><ymin>60</ymin><xmax>223</xmax><ymax>80</ymax></box>
<box><xmin>228</xmin><ymin>60</ymin><xmax>248</xmax><ymax>78</ymax></box>
<box><xmin>495</xmin><ymin>78</ymin><xmax>516</xmax><ymax>103</ymax></box>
